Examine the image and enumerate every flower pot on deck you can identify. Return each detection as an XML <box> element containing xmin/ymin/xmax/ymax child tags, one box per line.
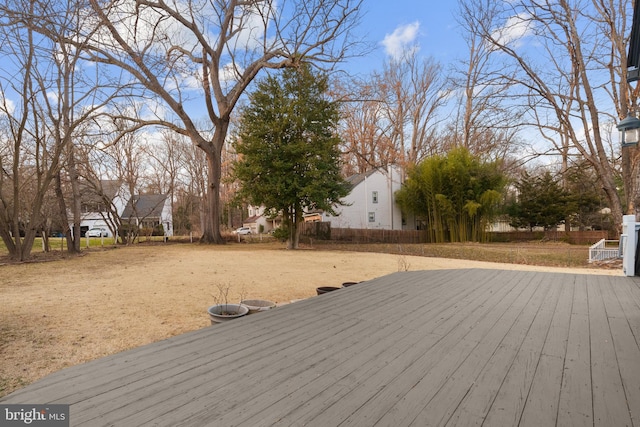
<box><xmin>207</xmin><ymin>303</ymin><xmax>249</xmax><ymax>324</ymax></box>
<box><xmin>316</xmin><ymin>286</ymin><xmax>341</xmax><ymax>295</ymax></box>
<box><xmin>342</xmin><ymin>281</ymin><xmax>359</xmax><ymax>288</ymax></box>
<box><xmin>241</xmin><ymin>299</ymin><xmax>276</xmax><ymax>314</ymax></box>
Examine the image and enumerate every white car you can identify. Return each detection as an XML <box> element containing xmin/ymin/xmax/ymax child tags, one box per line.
<box><xmin>234</xmin><ymin>227</ymin><xmax>251</xmax><ymax>235</ymax></box>
<box><xmin>86</xmin><ymin>227</ymin><xmax>108</xmax><ymax>237</ymax></box>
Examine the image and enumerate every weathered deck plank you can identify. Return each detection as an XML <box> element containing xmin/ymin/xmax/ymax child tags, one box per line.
<box><xmin>180</xmin><ymin>270</ymin><xmax>513</xmax><ymax>426</ymax></box>
<box><xmin>2</xmin><ymin>268</ymin><xmax>640</xmax><ymax>427</ymax></box>
<box><xmin>316</xmin><ymin>270</ymin><xmax>535</xmax><ymax>426</ymax></box>
<box><xmin>556</xmin><ymin>274</ymin><xmax>593</xmax><ymax>427</ymax></box>
<box><xmin>393</xmin><ymin>271</ymin><xmax>552</xmax><ymax>426</ymax></box>
<box><xmin>517</xmin><ymin>274</ymin><xmax>574</xmax><ymax>427</ymax></box>
<box><xmin>588</xmin><ymin>275</ymin><xmax>633</xmax><ymax>427</ymax></box>
<box><xmin>446</xmin><ymin>272</ymin><xmax>565</xmax><ymax>427</ymax></box>
<box><xmin>608</xmin><ymin>276</ymin><xmax>640</xmax><ymax>426</ymax></box>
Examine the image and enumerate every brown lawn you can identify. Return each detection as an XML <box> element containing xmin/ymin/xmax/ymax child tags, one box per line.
<box><xmin>0</xmin><ymin>241</ymin><xmax>621</xmax><ymax>398</ymax></box>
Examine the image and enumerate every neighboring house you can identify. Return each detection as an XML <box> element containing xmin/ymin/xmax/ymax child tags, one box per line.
<box><xmin>78</xmin><ymin>180</ymin><xmax>130</xmax><ymax>237</ymax></box>
<box><xmin>246</xmin><ymin>166</ymin><xmax>404</xmax><ymax>232</ymax></box>
<box><xmin>77</xmin><ymin>180</ymin><xmax>172</xmax><ymax>237</ymax></box>
<box><xmin>122</xmin><ymin>194</ymin><xmax>174</xmax><ymax>237</ymax></box>
<box><xmin>242</xmin><ymin>205</ymin><xmax>277</xmax><ymax>234</ymax></box>
<box><xmin>320</xmin><ymin>166</ymin><xmax>405</xmax><ymax>230</ymax></box>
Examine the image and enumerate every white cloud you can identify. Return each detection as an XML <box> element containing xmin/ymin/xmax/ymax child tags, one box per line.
<box><xmin>47</xmin><ymin>91</ymin><xmax>59</xmax><ymax>103</ymax></box>
<box><xmin>229</xmin><ymin>1</ymin><xmax>276</xmax><ymax>52</ymax></box>
<box><xmin>0</xmin><ymin>96</ymin><xmax>16</xmax><ymax>115</ymax></box>
<box><xmin>220</xmin><ymin>63</ymin><xmax>244</xmax><ymax>87</ymax></box>
<box><xmin>381</xmin><ymin>22</ymin><xmax>420</xmax><ymax>61</ymax></box>
<box><xmin>93</xmin><ymin>0</ymin><xmax>275</xmax><ymax>63</ymax></box>
<box><xmin>85</xmin><ymin>0</ymin><xmax>273</xmax><ymax>98</ymax></box>
<box><xmin>491</xmin><ymin>13</ymin><xmax>534</xmax><ymax>48</ymax></box>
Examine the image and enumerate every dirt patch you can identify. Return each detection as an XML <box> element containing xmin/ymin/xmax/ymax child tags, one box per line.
<box><xmin>0</xmin><ymin>242</ymin><xmax>621</xmax><ymax>398</ymax></box>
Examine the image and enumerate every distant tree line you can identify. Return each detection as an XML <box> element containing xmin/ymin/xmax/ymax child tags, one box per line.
<box><xmin>0</xmin><ymin>0</ymin><xmax>635</xmax><ymax>258</ymax></box>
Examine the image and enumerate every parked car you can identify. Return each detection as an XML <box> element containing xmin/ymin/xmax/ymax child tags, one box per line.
<box><xmin>234</xmin><ymin>227</ymin><xmax>251</xmax><ymax>235</ymax></box>
<box><xmin>86</xmin><ymin>227</ymin><xmax>108</xmax><ymax>237</ymax></box>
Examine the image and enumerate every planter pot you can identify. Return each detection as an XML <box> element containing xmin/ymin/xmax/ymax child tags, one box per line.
<box><xmin>342</xmin><ymin>281</ymin><xmax>360</xmax><ymax>288</ymax></box>
<box><xmin>241</xmin><ymin>299</ymin><xmax>276</xmax><ymax>314</ymax></box>
<box><xmin>207</xmin><ymin>303</ymin><xmax>249</xmax><ymax>324</ymax></box>
<box><xmin>316</xmin><ymin>286</ymin><xmax>341</xmax><ymax>295</ymax></box>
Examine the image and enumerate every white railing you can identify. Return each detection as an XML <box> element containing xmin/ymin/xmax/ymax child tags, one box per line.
<box><xmin>588</xmin><ymin>238</ymin><xmax>621</xmax><ymax>263</ymax></box>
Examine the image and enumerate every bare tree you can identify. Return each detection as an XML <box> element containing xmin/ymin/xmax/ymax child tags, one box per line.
<box><xmin>375</xmin><ymin>51</ymin><xmax>448</xmax><ymax>166</ymax></box>
<box><xmin>1</xmin><ymin>0</ymin><xmax>128</xmax><ymax>255</ymax></box>
<box><xmin>460</xmin><ymin>0</ymin><xmax>634</xmax><ymax>231</ymax></box>
<box><xmin>333</xmin><ymin>77</ymin><xmax>394</xmax><ymax>175</ymax></box>
<box><xmin>81</xmin><ymin>111</ymin><xmax>147</xmax><ymax>243</ymax></box>
<box><xmin>335</xmin><ymin>51</ymin><xmax>447</xmax><ymax>175</ymax></box>
<box><xmin>166</xmin><ymin>132</ymin><xmax>209</xmax><ymax>235</ymax></box>
<box><xmin>0</xmin><ymin>5</ymin><xmax>67</xmax><ymax>260</ymax></box>
<box><xmin>143</xmin><ymin>129</ymin><xmax>182</xmax><ymax>198</ymax></box>
<box><xmin>451</xmin><ymin>1</ymin><xmax>525</xmax><ymax>163</ymax></box>
<box><xmin>75</xmin><ymin>0</ymin><xmax>363</xmax><ymax>243</ymax></box>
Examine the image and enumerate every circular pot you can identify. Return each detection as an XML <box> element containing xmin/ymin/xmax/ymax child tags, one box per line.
<box><xmin>241</xmin><ymin>299</ymin><xmax>276</xmax><ymax>314</ymax></box>
<box><xmin>316</xmin><ymin>286</ymin><xmax>341</xmax><ymax>295</ymax></box>
<box><xmin>207</xmin><ymin>303</ymin><xmax>249</xmax><ymax>324</ymax></box>
<box><xmin>342</xmin><ymin>281</ymin><xmax>359</xmax><ymax>288</ymax></box>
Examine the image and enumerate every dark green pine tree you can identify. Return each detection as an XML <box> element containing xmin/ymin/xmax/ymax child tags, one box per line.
<box><xmin>507</xmin><ymin>171</ymin><xmax>570</xmax><ymax>231</ymax></box>
<box><xmin>233</xmin><ymin>65</ymin><xmax>349</xmax><ymax>249</ymax></box>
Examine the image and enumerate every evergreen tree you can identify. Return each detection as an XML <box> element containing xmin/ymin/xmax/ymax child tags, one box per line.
<box><xmin>233</xmin><ymin>65</ymin><xmax>349</xmax><ymax>249</ymax></box>
<box><xmin>564</xmin><ymin>162</ymin><xmax>610</xmax><ymax>231</ymax></box>
<box><xmin>507</xmin><ymin>171</ymin><xmax>570</xmax><ymax>231</ymax></box>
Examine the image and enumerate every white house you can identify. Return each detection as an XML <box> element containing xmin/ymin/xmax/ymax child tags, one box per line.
<box><xmin>78</xmin><ymin>180</ymin><xmax>130</xmax><ymax>237</ymax></box>
<box><xmin>242</xmin><ymin>205</ymin><xmax>278</xmax><ymax>234</ymax></box>
<box><xmin>77</xmin><ymin>180</ymin><xmax>173</xmax><ymax>237</ymax></box>
<box><xmin>122</xmin><ymin>194</ymin><xmax>174</xmax><ymax>237</ymax></box>
<box><xmin>321</xmin><ymin>166</ymin><xmax>404</xmax><ymax>230</ymax></box>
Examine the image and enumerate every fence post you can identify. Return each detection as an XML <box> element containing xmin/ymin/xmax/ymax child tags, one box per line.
<box><xmin>623</xmin><ymin>215</ymin><xmax>637</xmax><ymax>276</ymax></box>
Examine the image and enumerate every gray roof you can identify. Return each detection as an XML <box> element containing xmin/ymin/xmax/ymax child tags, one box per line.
<box><xmin>122</xmin><ymin>194</ymin><xmax>167</xmax><ymax>219</ymax></box>
<box><xmin>80</xmin><ymin>180</ymin><xmax>123</xmax><ymax>203</ymax></box>
<box><xmin>345</xmin><ymin>169</ymin><xmax>379</xmax><ymax>189</ymax></box>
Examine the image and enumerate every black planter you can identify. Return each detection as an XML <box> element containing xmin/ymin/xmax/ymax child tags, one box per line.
<box><xmin>342</xmin><ymin>281</ymin><xmax>359</xmax><ymax>288</ymax></box>
<box><xmin>316</xmin><ymin>286</ymin><xmax>341</xmax><ymax>295</ymax></box>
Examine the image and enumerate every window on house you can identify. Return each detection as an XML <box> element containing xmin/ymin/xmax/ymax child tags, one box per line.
<box><xmin>372</xmin><ymin>191</ymin><xmax>378</xmax><ymax>204</ymax></box>
<box><xmin>81</xmin><ymin>202</ymin><xmax>105</xmax><ymax>213</ymax></box>
<box><xmin>368</xmin><ymin>212</ymin><xmax>375</xmax><ymax>222</ymax></box>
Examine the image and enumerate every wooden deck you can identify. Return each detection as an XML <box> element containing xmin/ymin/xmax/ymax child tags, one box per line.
<box><xmin>3</xmin><ymin>269</ymin><xmax>640</xmax><ymax>426</ymax></box>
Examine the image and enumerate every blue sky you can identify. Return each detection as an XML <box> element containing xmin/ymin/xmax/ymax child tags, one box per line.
<box><xmin>345</xmin><ymin>2</ymin><xmax>466</xmax><ymax>76</ymax></box>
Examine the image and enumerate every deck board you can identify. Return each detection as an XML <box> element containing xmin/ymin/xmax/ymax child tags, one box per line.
<box><xmin>3</xmin><ymin>268</ymin><xmax>640</xmax><ymax>426</ymax></box>
<box><xmin>447</xmin><ymin>273</ymin><xmax>564</xmax><ymax>427</ymax></box>
<box><xmin>517</xmin><ymin>275</ymin><xmax>574</xmax><ymax>427</ymax></box>
<box><xmin>588</xmin><ymin>276</ymin><xmax>633</xmax><ymax>427</ymax></box>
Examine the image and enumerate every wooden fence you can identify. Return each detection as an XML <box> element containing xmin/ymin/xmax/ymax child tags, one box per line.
<box><xmin>487</xmin><ymin>230</ymin><xmax>608</xmax><ymax>245</ymax></box>
<box><xmin>300</xmin><ymin>222</ymin><xmax>608</xmax><ymax>245</ymax></box>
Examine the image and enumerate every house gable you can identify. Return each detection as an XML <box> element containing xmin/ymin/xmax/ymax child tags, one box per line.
<box><xmin>122</xmin><ymin>194</ymin><xmax>173</xmax><ymax>236</ymax></box>
<box><xmin>326</xmin><ymin>166</ymin><xmax>404</xmax><ymax>230</ymax></box>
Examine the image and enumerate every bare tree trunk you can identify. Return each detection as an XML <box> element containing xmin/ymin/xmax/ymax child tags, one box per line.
<box><xmin>202</xmin><ymin>149</ymin><xmax>224</xmax><ymax>244</ymax></box>
<box><xmin>284</xmin><ymin>207</ymin><xmax>302</xmax><ymax>250</ymax></box>
<box><xmin>68</xmin><ymin>150</ymin><xmax>82</xmax><ymax>252</ymax></box>
<box><xmin>199</xmin><ymin>120</ymin><xmax>228</xmax><ymax>244</ymax></box>
<box><xmin>54</xmin><ymin>172</ymin><xmax>74</xmax><ymax>252</ymax></box>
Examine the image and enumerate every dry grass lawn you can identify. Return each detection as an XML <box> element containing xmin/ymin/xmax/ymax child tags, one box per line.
<box><xmin>0</xmin><ymin>241</ymin><xmax>622</xmax><ymax>398</ymax></box>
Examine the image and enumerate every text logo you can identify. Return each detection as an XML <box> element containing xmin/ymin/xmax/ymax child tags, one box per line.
<box><xmin>1</xmin><ymin>405</ymin><xmax>69</xmax><ymax>427</ymax></box>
